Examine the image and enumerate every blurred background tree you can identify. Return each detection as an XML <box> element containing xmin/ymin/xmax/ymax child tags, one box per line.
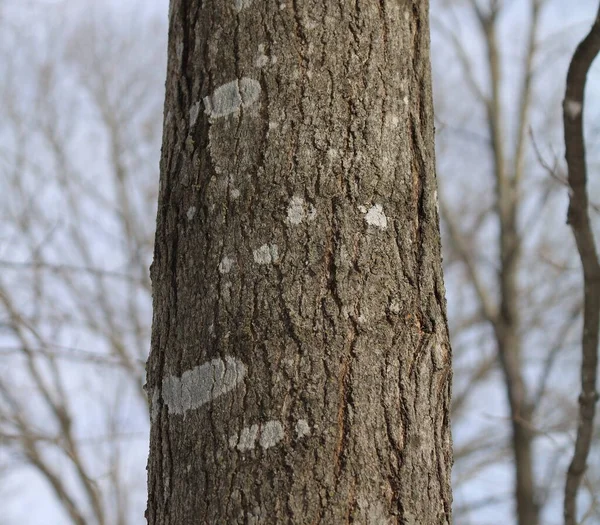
<box><xmin>0</xmin><ymin>0</ymin><xmax>598</xmax><ymax>523</ymax></box>
<box><xmin>0</xmin><ymin>1</ymin><xmax>164</xmax><ymax>523</ymax></box>
<box><xmin>433</xmin><ymin>0</ymin><xmax>600</xmax><ymax>523</ymax></box>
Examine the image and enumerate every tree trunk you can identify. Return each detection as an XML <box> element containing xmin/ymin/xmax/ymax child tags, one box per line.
<box><xmin>146</xmin><ymin>1</ymin><xmax>452</xmax><ymax>523</ymax></box>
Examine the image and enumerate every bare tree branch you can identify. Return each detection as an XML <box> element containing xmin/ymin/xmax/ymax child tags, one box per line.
<box><xmin>562</xmin><ymin>4</ymin><xmax>600</xmax><ymax>523</ymax></box>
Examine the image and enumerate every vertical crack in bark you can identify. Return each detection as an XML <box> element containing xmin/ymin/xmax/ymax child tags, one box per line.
<box><xmin>381</xmin><ymin>348</ymin><xmax>403</xmax><ymax>519</ymax></box>
<box><xmin>334</xmin><ymin>322</ymin><xmax>356</xmax><ymax>478</ymax></box>
<box><xmin>409</xmin><ymin>118</ymin><xmax>426</xmax><ymax>294</ymax></box>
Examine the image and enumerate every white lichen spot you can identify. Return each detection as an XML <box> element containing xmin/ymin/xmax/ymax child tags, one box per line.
<box><xmin>253</xmin><ymin>244</ymin><xmax>279</xmax><ymax>265</ymax></box>
<box><xmin>268</xmin><ymin>121</ymin><xmax>279</xmax><ymax>130</ymax></box>
<box><xmin>189</xmin><ymin>101</ymin><xmax>201</xmax><ymax>126</ymax></box>
<box><xmin>233</xmin><ymin>0</ymin><xmax>253</xmax><ymax>12</ymax></box>
<box><xmin>307</xmin><ymin>70</ymin><xmax>313</xmax><ymax>80</ymax></box>
<box><xmin>259</xmin><ymin>420</ymin><xmax>284</xmax><ymax>449</ymax></box>
<box><xmin>255</xmin><ymin>54</ymin><xmax>269</xmax><ymax>68</ymax></box>
<box><xmin>236</xmin><ymin>424</ymin><xmax>260</xmax><ymax>451</ymax></box>
<box><xmin>403</xmin><ymin>95</ymin><xmax>409</xmax><ymax>105</ymax></box>
<box><xmin>230</xmin><ymin>420</ymin><xmax>284</xmax><ymax>451</ymax></box>
<box><xmin>279</xmin><ymin>3</ymin><xmax>286</xmax><ymax>9</ymax></box>
<box><xmin>390</xmin><ymin>115</ymin><xmax>399</xmax><ymax>127</ymax></box>
<box><xmin>295</xmin><ymin>419</ymin><xmax>310</xmax><ymax>438</ymax></box>
<box><xmin>565</xmin><ymin>99</ymin><xmax>583</xmax><ymax>119</ymax></box>
<box><xmin>389</xmin><ymin>299</ymin><xmax>401</xmax><ymax>315</ymax></box>
<box><xmin>231</xmin><ymin>188</ymin><xmax>241</xmax><ymax>199</ymax></box>
<box><xmin>203</xmin><ymin>78</ymin><xmax>261</xmax><ymax>119</ymax></box>
<box><xmin>186</xmin><ymin>206</ymin><xmax>197</xmax><ymax>221</ymax></box>
<box><xmin>270</xmin><ymin>55</ymin><xmax>278</xmax><ymax>65</ymax></box>
<box><xmin>162</xmin><ymin>356</ymin><xmax>247</xmax><ymax>415</ymax></box>
<box><xmin>221</xmin><ymin>281</ymin><xmax>233</xmax><ymax>302</ymax></box>
<box><xmin>287</xmin><ymin>196</ymin><xmax>305</xmax><ymax>225</ymax></box>
<box><xmin>327</xmin><ymin>148</ymin><xmax>338</xmax><ymax>159</ymax></box>
<box><xmin>358</xmin><ymin>205</ymin><xmax>367</xmax><ymax>214</ymax></box>
<box><xmin>364</xmin><ymin>204</ymin><xmax>388</xmax><ymax>230</ymax></box>
<box><xmin>287</xmin><ymin>196</ymin><xmax>317</xmax><ymax>225</ymax></box>
<box><xmin>254</xmin><ymin>44</ymin><xmax>269</xmax><ymax>68</ymax></box>
<box><xmin>218</xmin><ymin>256</ymin><xmax>234</xmax><ymax>274</ymax></box>
<box><xmin>255</xmin><ymin>44</ymin><xmax>269</xmax><ymax>68</ymax></box>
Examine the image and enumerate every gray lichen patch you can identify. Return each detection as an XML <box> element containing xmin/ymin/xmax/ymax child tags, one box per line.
<box><xmin>255</xmin><ymin>44</ymin><xmax>269</xmax><ymax>68</ymax></box>
<box><xmin>218</xmin><ymin>256</ymin><xmax>235</xmax><ymax>274</ymax></box>
<box><xmin>253</xmin><ymin>244</ymin><xmax>279</xmax><ymax>265</ymax></box>
<box><xmin>364</xmin><ymin>203</ymin><xmax>388</xmax><ymax>230</ymax></box>
<box><xmin>233</xmin><ymin>424</ymin><xmax>260</xmax><ymax>452</ymax></box>
<box><xmin>259</xmin><ymin>420</ymin><xmax>284</xmax><ymax>449</ymax></box>
<box><xmin>186</xmin><ymin>206</ymin><xmax>197</xmax><ymax>221</ymax></box>
<box><xmin>203</xmin><ymin>78</ymin><xmax>261</xmax><ymax>119</ymax></box>
<box><xmin>162</xmin><ymin>356</ymin><xmax>247</xmax><ymax>415</ymax></box>
<box><xmin>295</xmin><ymin>419</ymin><xmax>310</xmax><ymax>438</ymax></box>
<box><xmin>286</xmin><ymin>196</ymin><xmax>317</xmax><ymax>225</ymax></box>
<box><xmin>232</xmin><ymin>0</ymin><xmax>253</xmax><ymax>12</ymax></box>
<box><xmin>389</xmin><ymin>298</ymin><xmax>401</xmax><ymax>315</ymax></box>
<box><xmin>229</xmin><ymin>420</ymin><xmax>285</xmax><ymax>452</ymax></box>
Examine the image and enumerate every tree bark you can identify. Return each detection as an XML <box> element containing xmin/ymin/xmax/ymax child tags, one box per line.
<box><xmin>146</xmin><ymin>1</ymin><xmax>452</xmax><ymax>523</ymax></box>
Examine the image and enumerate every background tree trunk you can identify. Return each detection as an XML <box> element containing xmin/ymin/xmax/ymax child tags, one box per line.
<box><xmin>146</xmin><ymin>1</ymin><xmax>452</xmax><ymax>523</ymax></box>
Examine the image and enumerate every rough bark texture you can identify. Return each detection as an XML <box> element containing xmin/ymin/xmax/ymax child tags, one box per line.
<box><xmin>146</xmin><ymin>1</ymin><xmax>452</xmax><ymax>523</ymax></box>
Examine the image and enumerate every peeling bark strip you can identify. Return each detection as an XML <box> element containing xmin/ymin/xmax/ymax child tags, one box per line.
<box><xmin>146</xmin><ymin>1</ymin><xmax>452</xmax><ymax>524</ymax></box>
<box><xmin>563</xmin><ymin>5</ymin><xmax>600</xmax><ymax>524</ymax></box>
